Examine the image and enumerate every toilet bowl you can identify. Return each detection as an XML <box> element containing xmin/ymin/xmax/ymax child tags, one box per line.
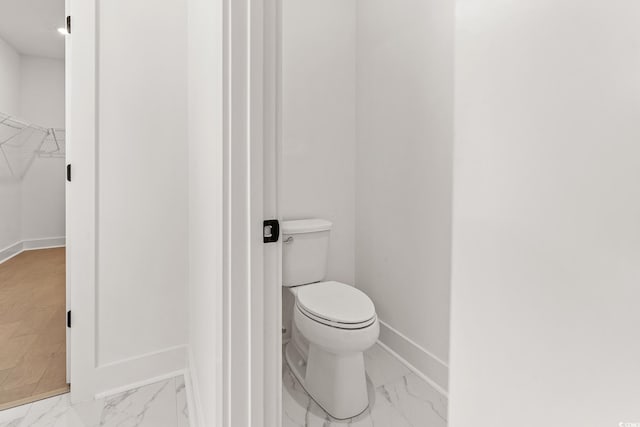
<box><xmin>286</xmin><ymin>281</ymin><xmax>379</xmax><ymax>419</ymax></box>
<box><xmin>282</xmin><ymin>219</ymin><xmax>379</xmax><ymax>419</ymax></box>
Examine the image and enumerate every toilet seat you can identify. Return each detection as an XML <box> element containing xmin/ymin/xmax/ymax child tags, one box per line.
<box><xmin>295</xmin><ymin>281</ymin><xmax>376</xmax><ymax>330</ymax></box>
<box><xmin>289</xmin><ymin>280</ymin><xmax>380</xmax><ymax>419</ymax></box>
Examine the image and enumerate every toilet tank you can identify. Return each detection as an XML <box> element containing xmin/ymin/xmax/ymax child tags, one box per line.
<box><xmin>282</xmin><ymin>219</ymin><xmax>332</xmax><ymax>287</ymax></box>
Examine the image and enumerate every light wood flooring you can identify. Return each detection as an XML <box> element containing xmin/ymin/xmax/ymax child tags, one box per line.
<box><xmin>0</xmin><ymin>248</ymin><xmax>68</xmax><ymax>410</ymax></box>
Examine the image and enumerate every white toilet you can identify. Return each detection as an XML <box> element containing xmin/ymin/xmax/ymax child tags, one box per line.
<box><xmin>282</xmin><ymin>219</ymin><xmax>379</xmax><ymax>420</ymax></box>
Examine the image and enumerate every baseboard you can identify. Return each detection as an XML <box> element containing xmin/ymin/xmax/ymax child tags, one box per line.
<box><xmin>186</xmin><ymin>350</ymin><xmax>205</xmax><ymax>427</ymax></box>
<box><xmin>22</xmin><ymin>236</ymin><xmax>66</xmax><ymax>250</ymax></box>
<box><xmin>0</xmin><ymin>241</ymin><xmax>23</xmax><ymax>264</ymax></box>
<box><xmin>378</xmin><ymin>320</ymin><xmax>449</xmax><ymax>395</ymax></box>
<box><xmin>94</xmin><ymin>345</ymin><xmax>188</xmax><ymax>399</ymax></box>
<box><xmin>0</xmin><ymin>237</ymin><xmax>66</xmax><ymax>264</ymax></box>
<box><xmin>94</xmin><ymin>369</ymin><xmax>186</xmax><ymax>400</ymax></box>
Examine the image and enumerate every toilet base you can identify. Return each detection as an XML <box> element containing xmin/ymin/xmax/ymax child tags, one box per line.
<box><xmin>285</xmin><ymin>341</ymin><xmax>371</xmax><ymax>420</ymax></box>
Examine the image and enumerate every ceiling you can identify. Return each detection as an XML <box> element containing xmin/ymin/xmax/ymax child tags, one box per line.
<box><xmin>0</xmin><ymin>0</ymin><xmax>65</xmax><ymax>59</ymax></box>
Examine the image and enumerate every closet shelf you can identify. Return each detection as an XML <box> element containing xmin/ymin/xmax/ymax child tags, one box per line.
<box><xmin>0</xmin><ymin>111</ymin><xmax>66</xmax><ymax>180</ymax></box>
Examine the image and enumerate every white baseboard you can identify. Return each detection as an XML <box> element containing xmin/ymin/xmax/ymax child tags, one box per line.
<box><xmin>0</xmin><ymin>241</ymin><xmax>22</xmax><ymax>264</ymax></box>
<box><xmin>378</xmin><ymin>319</ymin><xmax>449</xmax><ymax>395</ymax></box>
<box><xmin>23</xmin><ymin>236</ymin><xmax>66</xmax><ymax>250</ymax></box>
<box><xmin>95</xmin><ymin>368</ymin><xmax>187</xmax><ymax>400</ymax></box>
<box><xmin>94</xmin><ymin>345</ymin><xmax>188</xmax><ymax>399</ymax></box>
<box><xmin>88</xmin><ymin>346</ymin><xmax>196</xmax><ymax>427</ymax></box>
<box><xmin>0</xmin><ymin>237</ymin><xmax>66</xmax><ymax>264</ymax></box>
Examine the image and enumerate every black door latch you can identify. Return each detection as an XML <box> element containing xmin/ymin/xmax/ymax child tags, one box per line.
<box><xmin>263</xmin><ymin>219</ymin><xmax>280</xmax><ymax>243</ymax></box>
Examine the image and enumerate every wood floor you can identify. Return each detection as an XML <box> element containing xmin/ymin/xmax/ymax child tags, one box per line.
<box><xmin>0</xmin><ymin>248</ymin><xmax>68</xmax><ymax>410</ymax></box>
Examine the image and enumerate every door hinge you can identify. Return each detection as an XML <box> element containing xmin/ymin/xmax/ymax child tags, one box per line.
<box><xmin>66</xmin><ymin>164</ymin><xmax>71</xmax><ymax>182</ymax></box>
<box><xmin>263</xmin><ymin>219</ymin><xmax>280</xmax><ymax>243</ymax></box>
<box><xmin>67</xmin><ymin>310</ymin><xmax>71</xmax><ymax>328</ymax></box>
<box><xmin>66</xmin><ymin>16</ymin><xmax>71</xmax><ymax>34</ymax></box>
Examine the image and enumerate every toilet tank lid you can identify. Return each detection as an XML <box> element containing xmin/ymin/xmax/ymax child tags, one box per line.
<box><xmin>282</xmin><ymin>219</ymin><xmax>332</xmax><ymax>234</ymax></box>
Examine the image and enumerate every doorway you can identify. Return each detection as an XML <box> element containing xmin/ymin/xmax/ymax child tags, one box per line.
<box><xmin>0</xmin><ymin>0</ymin><xmax>68</xmax><ymax>410</ymax></box>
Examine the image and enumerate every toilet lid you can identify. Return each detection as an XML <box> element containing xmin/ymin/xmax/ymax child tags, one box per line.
<box><xmin>295</xmin><ymin>281</ymin><xmax>376</xmax><ymax>325</ymax></box>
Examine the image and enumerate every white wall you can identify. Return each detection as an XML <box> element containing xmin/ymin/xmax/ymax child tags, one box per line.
<box><xmin>280</xmin><ymin>0</ymin><xmax>357</xmax><ymax>340</ymax></box>
<box><xmin>0</xmin><ymin>37</ymin><xmax>20</xmax><ymax>114</ymax></box>
<box><xmin>19</xmin><ymin>56</ymin><xmax>65</xmax><ymax>128</ymax></box>
<box><xmin>281</xmin><ymin>0</ymin><xmax>357</xmax><ymax>285</ymax></box>
<box><xmin>0</xmin><ymin>36</ymin><xmax>22</xmax><ymax>251</ymax></box>
<box><xmin>96</xmin><ymin>0</ymin><xmax>188</xmax><ymax>366</ymax></box>
<box><xmin>0</xmin><ymin>182</ymin><xmax>21</xmax><ymax>252</ymax></box>
<box><xmin>450</xmin><ymin>0</ymin><xmax>640</xmax><ymax>425</ymax></box>
<box><xmin>355</xmin><ymin>0</ymin><xmax>453</xmax><ymax>390</ymax></box>
<box><xmin>20</xmin><ymin>55</ymin><xmax>65</xmax><ymax>242</ymax></box>
<box><xmin>0</xmin><ymin>42</ymin><xmax>65</xmax><ymax>255</ymax></box>
<box><xmin>21</xmin><ymin>156</ymin><xmax>65</xmax><ymax>241</ymax></box>
<box><xmin>280</xmin><ymin>1</ymin><xmax>454</xmax><ymax>391</ymax></box>
<box><xmin>187</xmin><ymin>0</ymin><xmax>223</xmax><ymax>424</ymax></box>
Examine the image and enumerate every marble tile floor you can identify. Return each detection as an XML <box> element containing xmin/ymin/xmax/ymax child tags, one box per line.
<box><xmin>283</xmin><ymin>343</ymin><xmax>448</xmax><ymax>427</ymax></box>
<box><xmin>0</xmin><ymin>375</ymin><xmax>189</xmax><ymax>427</ymax></box>
<box><xmin>1</xmin><ymin>345</ymin><xmax>445</xmax><ymax>426</ymax></box>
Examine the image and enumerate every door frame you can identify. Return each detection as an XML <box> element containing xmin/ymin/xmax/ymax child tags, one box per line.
<box><xmin>64</xmin><ymin>0</ymin><xmax>70</xmax><ymax>385</ymax></box>
<box><xmin>223</xmin><ymin>0</ymin><xmax>281</xmax><ymax>425</ymax></box>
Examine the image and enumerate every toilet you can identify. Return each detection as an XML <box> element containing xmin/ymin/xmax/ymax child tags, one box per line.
<box><xmin>282</xmin><ymin>219</ymin><xmax>379</xmax><ymax>420</ymax></box>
